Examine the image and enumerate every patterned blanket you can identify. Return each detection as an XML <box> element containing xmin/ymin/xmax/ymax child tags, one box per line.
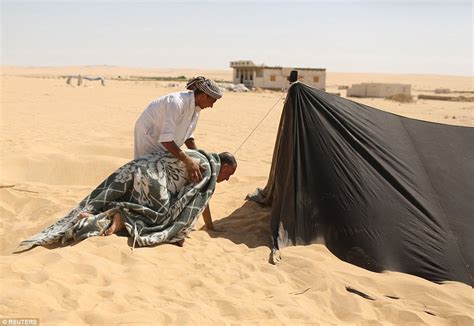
<box><xmin>17</xmin><ymin>150</ymin><xmax>220</xmax><ymax>251</ymax></box>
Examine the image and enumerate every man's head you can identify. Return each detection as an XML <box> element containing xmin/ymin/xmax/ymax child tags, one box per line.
<box><xmin>217</xmin><ymin>152</ymin><xmax>237</xmax><ymax>183</ymax></box>
<box><xmin>186</xmin><ymin>76</ymin><xmax>223</xmax><ymax>109</ymax></box>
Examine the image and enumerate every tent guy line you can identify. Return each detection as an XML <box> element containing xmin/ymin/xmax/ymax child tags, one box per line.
<box><xmin>233</xmin><ymin>93</ymin><xmax>286</xmax><ymax>156</ymax></box>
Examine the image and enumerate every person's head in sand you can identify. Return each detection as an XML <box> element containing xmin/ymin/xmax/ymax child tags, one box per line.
<box><xmin>186</xmin><ymin>76</ymin><xmax>223</xmax><ymax>109</ymax></box>
<box><xmin>217</xmin><ymin>152</ymin><xmax>237</xmax><ymax>183</ymax></box>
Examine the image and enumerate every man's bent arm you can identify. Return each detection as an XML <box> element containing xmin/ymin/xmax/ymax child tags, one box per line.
<box><xmin>185</xmin><ymin>138</ymin><xmax>198</xmax><ymax>150</ymax></box>
<box><xmin>202</xmin><ymin>204</ymin><xmax>215</xmax><ymax>231</ymax></box>
<box><xmin>161</xmin><ymin>141</ymin><xmax>203</xmax><ymax>183</ymax></box>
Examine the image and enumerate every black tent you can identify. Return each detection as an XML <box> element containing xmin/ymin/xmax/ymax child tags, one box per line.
<box><xmin>254</xmin><ymin>82</ymin><xmax>473</xmax><ymax>285</ymax></box>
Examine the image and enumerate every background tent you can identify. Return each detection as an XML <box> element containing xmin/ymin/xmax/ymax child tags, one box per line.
<box><xmin>255</xmin><ymin>82</ymin><xmax>473</xmax><ymax>285</ymax></box>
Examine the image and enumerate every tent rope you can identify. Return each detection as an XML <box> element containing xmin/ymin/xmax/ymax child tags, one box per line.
<box><xmin>233</xmin><ymin>93</ymin><xmax>286</xmax><ymax>156</ymax></box>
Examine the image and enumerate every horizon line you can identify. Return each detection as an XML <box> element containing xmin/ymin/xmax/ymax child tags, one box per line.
<box><xmin>1</xmin><ymin>65</ymin><xmax>473</xmax><ymax>78</ymax></box>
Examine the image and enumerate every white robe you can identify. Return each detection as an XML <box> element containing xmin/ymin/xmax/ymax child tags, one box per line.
<box><xmin>134</xmin><ymin>91</ymin><xmax>201</xmax><ymax>158</ymax></box>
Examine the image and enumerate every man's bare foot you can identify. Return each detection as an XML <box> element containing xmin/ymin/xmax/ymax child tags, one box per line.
<box><xmin>79</xmin><ymin>212</ymin><xmax>93</xmax><ymax>219</ymax></box>
<box><xmin>103</xmin><ymin>212</ymin><xmax>125</xmax><ymax>236</ymax></box>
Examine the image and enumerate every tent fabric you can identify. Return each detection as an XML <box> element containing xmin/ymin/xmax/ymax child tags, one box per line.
<box><xmin>256</xmin><ymin>82</ymin><xmax>473</xmax><ymax>285</ymax></box>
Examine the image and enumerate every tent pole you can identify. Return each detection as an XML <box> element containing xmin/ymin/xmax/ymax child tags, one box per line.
<box><xmin>289</xmin><ymin>70</ymin><xmax>298</xmax><ymax>83</ymax></box>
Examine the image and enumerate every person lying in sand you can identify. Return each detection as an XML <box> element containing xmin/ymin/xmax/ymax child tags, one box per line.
<box><xmin>17</xmin><ymin>150</ymin><xmax>237</xmax><ymax>251</ymax></box>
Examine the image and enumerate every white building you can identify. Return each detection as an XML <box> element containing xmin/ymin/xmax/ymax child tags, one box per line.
<box><xmin>347</xmin><ymin>83</ymin><xmax>411</xmax><ymax>98</ymax></box>
<box><xmin>230</xmin><ymin>60</ymin><xmax>326</xmax><ymax>90</ymax></box>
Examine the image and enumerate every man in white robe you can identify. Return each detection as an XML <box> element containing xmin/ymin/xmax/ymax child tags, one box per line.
<box><xmin>134</xmin><ymin>76</ymin><xmax>223</xmax><ymax>183</ymax></box>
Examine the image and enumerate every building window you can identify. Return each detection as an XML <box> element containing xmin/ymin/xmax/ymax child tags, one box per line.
<box><xmin>270</xmin><ymin>75</ymin><xmax>276</xmax><ymax>81</ymax></box>
<box><xmin>313</xmin><ymin>76</ymin><xmax>319</xmax><ymax>82</ymax></box>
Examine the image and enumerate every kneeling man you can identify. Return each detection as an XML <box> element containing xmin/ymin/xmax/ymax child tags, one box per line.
<box><xmin>17</xmin><ymin>150</ymin><xmax>237</xmax><ymax>251</ymax></box>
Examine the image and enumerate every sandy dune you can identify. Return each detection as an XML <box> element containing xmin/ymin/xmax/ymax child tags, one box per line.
<box><xmin>1</xmin><ymin>67</ymin><xmax>472</xmax><ymax>325</ymax></box>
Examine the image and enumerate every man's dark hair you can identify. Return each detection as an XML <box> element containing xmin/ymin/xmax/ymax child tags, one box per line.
<box><xmin>219</xmin><ymin>152</ymin><xmax>237</xmax><ymax>167</ymax></box>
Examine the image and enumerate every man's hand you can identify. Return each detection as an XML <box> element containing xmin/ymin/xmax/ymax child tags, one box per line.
<box><xmin>199</xmin><ymin>224</ymin><xmax>224</xmax><ymax>232</ymax></box>
<box><xmin>208</xmin><ymin>225</ymin><xmax>225</xmax><ymax>232</ymax></box>
<box><xmin>161</xmin><ymin>141</ymin><xmax>205</xmax><ymax>183</ymax></box>
<box><xmin>184</xmin><ymin>157</ymin><xmax>205</xmax><ymax>183</ymax></box>
<box><xmin>206</xmin><ymin>224</ymin><xmax>216</xmax><ymax>232</ymax></box>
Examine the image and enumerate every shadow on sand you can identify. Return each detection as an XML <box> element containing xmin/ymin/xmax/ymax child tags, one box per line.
<box><xmin>204</xmin><ymin>201</ymin><xmax>272</xmax><ymax>249</ymax></box>
<box><xmin>14</xmin><ymin>201</ymin><xmax>273</xmax><ymax>254</ymax></box>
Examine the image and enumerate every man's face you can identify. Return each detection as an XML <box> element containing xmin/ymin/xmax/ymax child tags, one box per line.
<box><xmin>197</xmin><ymin>94</ymin><xmax>217</xmax><ymax>109</ymax></box>
<box><xmin>217</xmin><ymin>164</ymin><xmax>237</xmax><ymax>183</ymax></box>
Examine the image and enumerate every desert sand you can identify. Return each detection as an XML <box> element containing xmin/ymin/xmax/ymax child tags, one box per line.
<box><xmin>0</xmin><ymin>66</ymin><xmax>472</xmax><ymax>325</ymax></box>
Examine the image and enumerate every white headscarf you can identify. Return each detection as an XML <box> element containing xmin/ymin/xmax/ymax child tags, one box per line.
<box><xmin>186</xmin><ymin>76</ymin><xmax>223</xmax><ymax>100</ymax></box>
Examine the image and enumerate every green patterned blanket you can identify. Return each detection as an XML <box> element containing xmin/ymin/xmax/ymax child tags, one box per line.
<box><xmin>17</xmin><ymin>150</ymin><xmax>220</xmax><ymax>251</ymax></box>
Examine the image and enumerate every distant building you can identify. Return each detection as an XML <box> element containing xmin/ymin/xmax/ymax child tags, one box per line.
<box><xmin>230</xmin><ymin>60</ymin><xmax>326</xmax><ymax>90</ymax></box>
<box><xmin>347</xmin><ymin>83</ymin><xmax>411</xmax><ymax>98</ymax></box>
